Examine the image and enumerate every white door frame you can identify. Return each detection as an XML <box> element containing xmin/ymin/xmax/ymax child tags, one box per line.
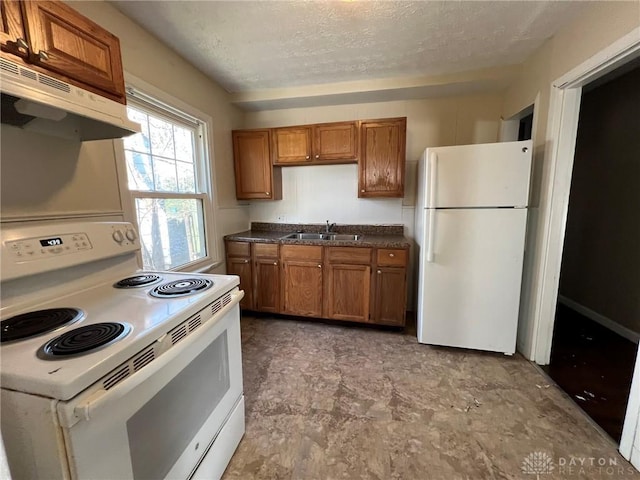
<box><xmin>531</xmin><ymin>26</ymin><xmax>640</xmax><ymax>460</ymax></box>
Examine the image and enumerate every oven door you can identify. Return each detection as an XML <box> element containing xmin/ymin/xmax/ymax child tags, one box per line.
<box><xmin>57</xmin><ymin>295</ymin><xmax>243</xmax><ymax>480</ymax></box>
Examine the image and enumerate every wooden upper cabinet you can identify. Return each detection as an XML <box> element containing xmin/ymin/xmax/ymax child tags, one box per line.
<box><xmin>358</xmin><ymin>117</ymin><xmax>407</xmax><ymax>198</ymax></box>
<box><xmin>313</xmin><ymin>121</ymin><xmax>358</xmax><ymax>163</ymax></box>
<box><xmin>233</xmin><ymin>129</ymin><xmax>282</xmax><ymax>200</ymax></box>
<box><xmin>0</xmin><ymin>0</ymin><xmax>28</xmax><ymax>57</ymax></box>
<box><xmin>272</xmin><ymin>122</ymin><xmax>358</xmax><ymax>165</ymax></box>
<box><xmin>21</xmin><ymin>1</ymin><xmax>125</xmax><ymax>100</ymax></box>
<box><xmin>272</xmin><ymin>126</ymin><xmax>312</xmax><ymax>165</ymax></box>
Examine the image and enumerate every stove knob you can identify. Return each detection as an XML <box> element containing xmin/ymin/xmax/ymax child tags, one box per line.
<box><xmin>112</xmin><ymin>230</ymin><xmax>124</xmax><ymax>243</ymax></box>
<box><xmin>125</xmin><ymin>229</ymin><xmax>137</xmax><ymax>242</ymax></box>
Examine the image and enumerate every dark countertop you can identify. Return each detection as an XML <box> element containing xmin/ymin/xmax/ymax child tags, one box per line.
<box><xmin>224</xmin><ymin>224</ymin><xmax>411</xmax><ymax>249</ymax></box>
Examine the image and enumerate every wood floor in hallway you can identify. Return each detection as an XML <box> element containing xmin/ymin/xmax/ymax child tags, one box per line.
<box><xmin>222</xmin><ymin>315</ymin><xmax>639</xmax><ymax>479</ymax></box>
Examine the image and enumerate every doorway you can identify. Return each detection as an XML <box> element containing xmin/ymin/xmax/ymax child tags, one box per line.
<box><xmin>545</xmin><ymin>61</ymin><xmax>640</xmax><ymax>443</ymax></box>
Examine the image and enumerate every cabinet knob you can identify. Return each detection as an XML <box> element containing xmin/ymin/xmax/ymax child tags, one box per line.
<box><xmin>315</xmin><ymin>154</ymin><xmax>319</xmax><ymax>159</ymax></box>
<box><xmin>273</xmin><ymin>262</ymin><xmax>277</xmax><ymax>265</ymax></box>
<box><xmin>16</xmin><ymin>38</ymin><xmax>29</xmax><ymax>50</ymax></box>
<box><xmin>361</xmin><ymin>189</ymin><xmax>365</xmax><ymax>193</ymax></box>
<box><xmin>389</xmin><ymin>253</ymin><xmax>395</xmax><ymax>257</ymax></box>
<box><xmin>305</xmin><ymin>155</ymin><xmax>310</xmax><ymax>160</ymax></box>
<box><xmin>317</xmin><ymin>264</ymin><xmax>322</xmax><ymax>268</ymax></box>
<box><xmin>38</xmin><ymin>50</ymin><xmax>49</xmax><ymax>61</ymax></box>
<box><xmin>265</xmin><ymin>192</ymin><xmax>270</xmax><ymax>195</ymax></box>
<box><xmin>377</xmin><ymin>270</ymin><xmax>382</xmax><ymax>274</ymax></box>
<box><xmin>243</xmin><ymin>259</ymin><xmax>249</xmax><ymax>263</ymax></box>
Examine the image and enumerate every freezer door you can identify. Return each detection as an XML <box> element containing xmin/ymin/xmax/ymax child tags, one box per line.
<box><xmin>425</xmin><ymin>140</ymin><xmax>532</xmax><ymax>208</ymax></box>
<box><xmin>417</xmin><ymin>208</ymin><xmax>527</xmax><ymax>354</ymax></box>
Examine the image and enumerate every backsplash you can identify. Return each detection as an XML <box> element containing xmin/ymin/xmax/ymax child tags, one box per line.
<box><xmin>251</xmin><ymin>222</ymin><xmax>404</xmax><ymax>236</ymax></box>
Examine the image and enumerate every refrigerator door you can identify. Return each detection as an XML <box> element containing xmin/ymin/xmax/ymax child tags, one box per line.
<box><xmin>424</xmin><ymin>140</ymin><xmax>532</xmax><ymax>208</ymax></box>
<box><xmin>417</xmin><ymin>207</ymin><xmax>527</xmax><ymax>354</ymax></box>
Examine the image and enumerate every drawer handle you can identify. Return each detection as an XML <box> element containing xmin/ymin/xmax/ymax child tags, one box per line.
<box><xmin>16</xmin><ymin>38</ymin><xmax>29</xmax><ymax>50</ymax></box>
<box><xmin>389</xmin><ymin>253</ymin><xmax>395</xmax><ymax>257</ymax></box>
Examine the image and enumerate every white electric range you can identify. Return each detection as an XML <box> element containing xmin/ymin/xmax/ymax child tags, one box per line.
<box><xmin>0</xmin><ymin>220</ymin><xmax>245</xmax><ymax>480</ymax></box>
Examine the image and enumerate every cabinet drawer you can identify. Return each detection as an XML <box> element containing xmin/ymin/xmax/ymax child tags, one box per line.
<box><xmin>326</xmin><ymin>247</ymin><xmax>372</xmax><ymax>265</ymax></box>
<box><xmin>376</xmin><ymin>248</ymin><xmax>407</xmax><ymax>267</ymax></box>
<box><xmin>253</xmin><ymin>242</ymin><xmax>278</xmax><ymax>258</ymax></box>
<box><xmin>281</xmin><ymin>245</ymin><xmax>322</xmax><ymax>262</ymax></box>
<box><xmin>226</xmin><ymin>241</ymin><xmax>250</xmax><ymax>257</ymax></box>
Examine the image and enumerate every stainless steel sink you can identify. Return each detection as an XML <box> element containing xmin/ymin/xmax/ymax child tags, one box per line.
<box><xmin>281</xmin><ymin>233</ymin><xmax>325</xmax><ymax>240</ymax></box>
<box><xmin>280</xmin><ymin>233</ymin><xmax>361</xmax><ymax>241</ymax></box>
<box><xmin>323</xmin><ymin>234</ymin><xmax>361</xmax><ymax>241</ymax></box>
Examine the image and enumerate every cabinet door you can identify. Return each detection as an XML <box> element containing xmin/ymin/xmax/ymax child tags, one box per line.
<box><xmin>21</xmin><ymin>1</ymin><xmax>125</xmax><ymax>100</ymax></box>
<box><xmin>226</xmin><ymin>257</ymin><xmax>253</xmax><ymax>310</ymax></box>
<box><xmin>254</xmin><ymin>258</ymin><xmax>280</xmax><ymax>313</ymax></box>
<box><xmin>233</xmin><ymin>130</ymin><xmax>280</xmax><ymax>200</ymax></box>
<box><xmin>281</xmin><ymin>260</ymin><xmax>323</xmax><ymax>317</ymax></box>
<box><xmin>272</xmin><ymin>126</ymin><xmax>312</xmax><ymax>165</ymax></box>
<box><xmin>358</xmin><ymin>118</ymin><xmax>406</xmax><ymax>198</ymax></box>
<box><xmin>325</xmin><ymin>263</ymin><xmax>370</xmax><ymax>323</ymax></box>
<box><xmin>0</xmin><ymin>0</ymin><xmax>27</xmax><ymax>56</ymax></box>
<box><xmin>372</xmin><ymin>267</ymin><xmax>407</xmax><ymax>326</ymax></box>
<box><xmin>313</xmin><ymin>122</ymin><xmax>358</xmax><ymax>163</ymax></box>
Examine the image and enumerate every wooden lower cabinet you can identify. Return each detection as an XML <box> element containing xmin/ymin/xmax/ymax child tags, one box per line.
<box><xmin>282</xmin><ymin>260</ymin><xmax>323</xmax><ymax>317</ymax></box>
<box><xmin>226</xmin><ymin>240</ymin><xmax>407</xmax><ymax>326</ymax></box>
<box><xmin>226</xmin><ymin>255</ymin><xmax>253</xmax><ymax>310</ymax></box>
<box><xmin>372</xmin><ymin>267</ymin><xmax>407</xmax><ymax>326</ymax></box>
<box><xmin>254</xmin><ymin>258</ymin><xmax>280</xmax><ymax>313</ymax></box>
<box><xmin>325</xmin><ymin>263</ymin><xmax>371</xmax><ymax>323</ymax></box>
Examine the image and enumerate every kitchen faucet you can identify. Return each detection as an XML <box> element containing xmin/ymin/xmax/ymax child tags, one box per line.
<box><xmin>325</xmin><ymin>220</ymin><xmax>336</xmax><ymax>233</ymax></box>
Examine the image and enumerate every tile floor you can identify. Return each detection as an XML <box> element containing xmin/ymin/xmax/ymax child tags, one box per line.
<box><xmin>222</xmin><ymin>316</ymin><xmax>639</xmax><ymax>479</ymax></box>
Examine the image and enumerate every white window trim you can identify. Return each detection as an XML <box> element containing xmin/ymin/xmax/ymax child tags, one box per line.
<box><xmin>113</xmin><ymin>72</ymin><xmax>221</xmax><ymax>272</ymax></box>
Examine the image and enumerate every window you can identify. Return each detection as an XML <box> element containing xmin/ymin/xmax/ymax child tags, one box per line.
<box><xmin>123</xmin><ymin>91</ymin><xmax>212</xmax><ymax>271</ymax></box>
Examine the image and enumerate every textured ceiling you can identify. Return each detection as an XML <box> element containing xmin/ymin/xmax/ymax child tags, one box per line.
<box><xmin>112</xmin><ymin>1</ymin><xmax>587</xmax><ymax>94</ymax></box>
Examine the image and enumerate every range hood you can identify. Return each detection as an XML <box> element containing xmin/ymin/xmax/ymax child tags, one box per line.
<box><xmin>0</xmin><ymin>58</ymin><xmax>140</xmax><ymax>141</ymax></box>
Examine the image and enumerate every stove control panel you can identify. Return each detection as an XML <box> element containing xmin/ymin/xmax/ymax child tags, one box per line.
<box><xmin>7</xmin><ymin>232</ymin><xmax>93</xmax><ymax>260</ymax></box>
<box><xmin>1</xmin><ymin>221</ymin><xmax>140</xmax><ymax>282</ymax></box>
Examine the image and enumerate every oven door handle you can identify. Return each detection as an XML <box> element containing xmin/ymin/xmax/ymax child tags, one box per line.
<box><xmin>60</xmin><ymin>289</ymin><xmax>244</xmax><ymax>428</ymax></box>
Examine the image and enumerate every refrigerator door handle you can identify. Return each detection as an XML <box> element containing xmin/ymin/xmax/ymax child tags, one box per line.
<box><xmin>426</xmin><ymin>208</ymin><xmax>435</xmax><ymax>263</ymax></box>
<box><xmin>428</xmin><ymin>151</ymin><xmax>437</xmax><ymax>208</ymax></box>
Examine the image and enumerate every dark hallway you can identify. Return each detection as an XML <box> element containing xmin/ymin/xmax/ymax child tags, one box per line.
<box><xmin>547</xmin><ymin>60</ymin><xmax>640</xmax><ymax>443</ymax></box>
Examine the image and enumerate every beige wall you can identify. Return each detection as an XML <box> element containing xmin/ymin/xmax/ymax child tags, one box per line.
<box><xmin>0</xmin><ymin>1</ymin><xmax>248</xmax><ymax>271</ymax></box>
<box><xmin>244</xmin><ymin>92</ymin><xmax>505</xmax><ymax>308</ymax></box>
<box><xmin>502</xmin><ymin>1</ymin><xmax>640</xmax><ymax>356</ymax></box>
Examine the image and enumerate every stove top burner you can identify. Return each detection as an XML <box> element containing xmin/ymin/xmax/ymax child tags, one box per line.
<box><xmin>40</xmin><ymin>322</ymin><xmax>130</xmax><ymax>358</ymax></box>
<box><xmin>150</xmin><ymin>278</ymin><xmax>213</xmax><ymax>298</ymax></box>
<box><xmin>1</xmin><ymin>308</ymin><xmax>83</xmax><ymax>343</ymax></box>
<box><xmin>114</xmin><ymin>274</ymin><xmax>162</xmax><ymax>288</ymax></box>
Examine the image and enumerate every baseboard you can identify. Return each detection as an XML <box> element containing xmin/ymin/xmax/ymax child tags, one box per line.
<box><xmin>558</xmin><ymin>295</ymin><xmax>640</xmax><ymax>344</ymax></box>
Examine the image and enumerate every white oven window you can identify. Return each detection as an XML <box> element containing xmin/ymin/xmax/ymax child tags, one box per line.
<box><xmin>123</xmin><ymin>91</ymin><xmax>214</xmax><ymax>272</ymax></box>
<box><xmin>127</xmin><ymin>331</ymin><xmax>230</xmax><ymax>479</ymax></box>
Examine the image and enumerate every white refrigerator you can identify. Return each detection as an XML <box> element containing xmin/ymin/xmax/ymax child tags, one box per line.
<box><xmin>415</xmin><ymin>140</ymin><xmax>532</xmax><ymax>354</ymax></box>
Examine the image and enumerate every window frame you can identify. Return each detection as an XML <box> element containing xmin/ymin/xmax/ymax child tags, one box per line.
<box><xmin>116</xmin><ymin>74</ymin><xmax>220</xmax><ymax>273</ymax></box>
